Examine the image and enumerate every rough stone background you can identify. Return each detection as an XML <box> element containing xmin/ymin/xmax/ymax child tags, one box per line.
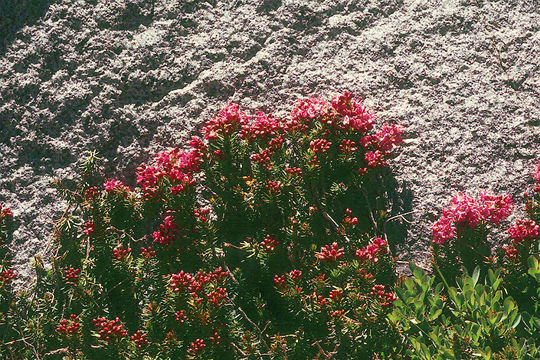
<box><xmin>1</xmin><ymin>0</ymin><xmax>539</xmax><ymax>285</ymax></box>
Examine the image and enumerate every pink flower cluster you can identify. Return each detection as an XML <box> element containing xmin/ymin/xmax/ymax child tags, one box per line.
<box><xmin>240</xmin><ymin>111</ymin><xmax>283</xmax><ymax>141</ymax></box>
<box><xmin>82</xmin><ymin>221</ymin><xmax>95</xmax><ymax>236</ymax></box>
<box><xmin>534</xmin><ymin>160</ymin><xmax>540</xmax><ymax>193</ymax></box>
<box><xmin>370</xmin><ymin>284</ymin><xmax>396</xmax><ymax>307</ymax></box>
<box><xmin>93</xmin><ymin>317</ymin><xmax>128</xmax><ymax>342</ymax></box>
<box><xmin>131</xmin><ymin>330</ymin><xmax>149</xmax><ymax>349</ymax></box>
<box><xmin>136</xmin><ymin>137</ymin><xmax>205</xmax><ymax>198</ymax></box>
<box><xmin>316</xmin><ymin>242</ymin><xmax>344</xmax><ymax>262</ymax></box>
<box><xmin>64</xmin><ymin>268</ymin><xmax>80</xmax><ymax>284</ymax></box>
<box><xmin>355</xmin><ymin>237</ymin><xmax>388</xmax><ymax>263</ymax></box>
<box><xmin>57</xmin><ymin>314</ymin><xmax>80</xmax><ymax>335</ymax></box>
<box><xmin>188</xmin><ymin>338</ymin><xmax>206</xmax><ymax>356</ymax></box>
<box><xmin>0</xmin><ymin>269</ymin><xmax>16</xmax><ymax>286</ymax></box>
<box><xmin>508</xmin><ymin>219</ymin><xmax>539</xmax><ymax>244</ymax></box>
<box><xmin>152</xmin><ymin>211</ymin><xmax>179</xmax><ymax>246</ymax></box>
<box><xmin>113</xmin><ymin>245</ymin><xmax>131</xmax><ymax>261</ymax></box>
<box><xmin>274</xmin><ymin>270</ymin><xmax>302</xmax><ymax>289</ymax></box>
<box><xmin>169</xmin><ymin>267</ymin><xmax>229</xmax><ymax>294</ymax></box>
<box><xmin>207</xmin><ymin>287</ymin><xmax>227</xmax><ymax>306</ymax></box>
<box><xmin>431</xmin><ymin>192</ymin><xmax>513</xmax><ymax>244</ymax></box>
<box><xmin>260</xmin><ymin>235</ymin><xmax>279</xmax><ymax>253</ymax></box>
<box><xmin>104</xmin><ymin>179</ymin><xmax>129</xmax><ymax>193</ymax></box>
<box><xmin>203</xmin><ymin>104</ymin><xmax>249</xmax><ymax>140</ymax></box>
<box><xmin>0</xmin><ymin>204</ymin><xmax>12</xmax><ymax>219</ymax></box>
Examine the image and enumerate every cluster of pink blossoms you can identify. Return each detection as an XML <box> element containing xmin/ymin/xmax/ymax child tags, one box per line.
<box><xmin>188</xmin><ymin>338</ymin><xmax>206</xmax><ymax>356</ymax></box>
<box><xmin>169</xmin><ymin>267</ymin><xmax>229</xmax><ymax>294</ymax></box>
<box><xmin>508</xmin><ymin>219</ymin><xmax>539</xmax><ymax>244</ymax></box>
<box><xmin>112</xmin><ymin>245</ymin><xmax>131</xmax><ymax>261</ymax></box>
<box><xmin>534</xmin><ymin>160</ymin><xmax>540</xmax><ymax>193</ymax></box>
<box><xmin>93</xmin><ymin>317</ymin><xmax>128</xmax><ymax>342</ymax></box>
<box><xmin>0</xmin><ymin>204</ymin><xmax>12</xmax><ymax>219</ymax></box>
<box><xmin>0</xmin><ymin>269</ymin><xmax>16</xmax><ymax>286</ymax></box>
<box><xmin>103</xmin><ymin>179</ymin><xmax>129</xmax><ymax>193</ymax></box>
<box><xmin>152</xmin><ymin>211</ymin><xmax>179</xmax><ymax>246</ymax></box>
<box><xmin>136</xmin><ymin>136</ymin><xmax>205</xmax><ymax>199</ymax></box>
<box><xmin>316</xmin><ymin>242</ymin><xmax>344</xmax><ymax>262</ymax></box>
<box><xmin>131</xmin><ymin>330</ymin><xmax>149</xmax><ymax>349</ymax></box>
<box><xmin>260</xmin><ymin>235</ymin><xmax>279</xmax><ymax>253</ymax></box>
<box><xmin>431</xmin><ymin>192</ymin><xmax>513</xmax><ymax>244</ymax></box>
<box><xmin>64</xmin><ymin>268</ymin><xmax>80</xmax><ymax>284</ymax></box>
<box><xmin>356</xmin><ymin>237</ymin><xmax>388</xmax><ymax>263</ymax></box>
<box><xmin>370</xmin><ymin>285</ymin><xmax>396</xmax><ymax>307</ymax></box>
<box><xmin>273</xmin><ymin>270</ymin><xmax>302</xmax><ymax>289</ymax></box>
<box><xmin>82</xmin><ymin>221</ymin><xmax>94</xmax><ymax>236</ymax></box>
<box><xmin>203</xmin><ymin>104</ymin><xmax>250</xmax><ymax>140</ymax></box>
<box><xmin>57</xmin><ymin>315</ymin><xmax>80</xmax><ymax>335</ymax></box>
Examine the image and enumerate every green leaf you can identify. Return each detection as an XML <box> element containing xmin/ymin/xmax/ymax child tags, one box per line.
<box><xmin>512</xmin><ymin>314</ymin><xmax>522</xmax><ymax>329</ymax></box>
<box><xmin>472</xmin><ymin>267</ymin><xmax>480</xmax><ymax>287</ymax></box>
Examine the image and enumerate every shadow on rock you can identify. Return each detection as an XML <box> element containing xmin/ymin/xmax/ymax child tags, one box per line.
<box><xmin>0</xmin><ymin>0</ymin><xmax>55</xmax><ymax>57</ymax></box>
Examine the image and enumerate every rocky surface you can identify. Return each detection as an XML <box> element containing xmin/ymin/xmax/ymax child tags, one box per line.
<box><xmin>1</xmin><ymin>0</ymin><xmax>539</xmax><ymax>285</ymax></box>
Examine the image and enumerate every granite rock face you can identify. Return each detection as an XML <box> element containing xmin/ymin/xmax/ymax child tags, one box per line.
<box><xmin>1</xmin><ymin>0</ymin><xmax>539</xmax><ymax>284</ymax></box>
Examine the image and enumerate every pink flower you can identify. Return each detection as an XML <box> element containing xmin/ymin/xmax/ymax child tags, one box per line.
<box><xmin>356</xmin><ymin>237</ymin><xmax>389</xmax><ymax>261</ymax></box>
<box><xmin>479</xmin><ymin>191</ymin><xmax>513</xmax><ymax>224</ymax></box>
<box><xmin>103</xmin><ymin>179</ymin><xmax>129</xmax><ymax>193</ymax></box>
<box><xmin>82</xmin><ymin>221</ymin><xmax>95</xmax><ymax>236</ymax></box>
<box><xmin>365</xmin><ymin>150</ymin><xmax>387</xmax><ymax>168</ymax></box>
<box><xmin>508</xmin><ymin>219</ymin><xmax>539</xmax><ymax>244</ymax></box>
<box><xmin>431</xmin><ymin>216</ymin><xmax>456</xmax><ymax>245</ymax></box>
<box><xmin>260</xmin><ymin>235</ymin><xmax>279</xmax><ymax>252</ymax></box>
<box><xmin>203</xmin><ymin>104</ymin><xmax>250</xmax><ymax>140</ymax></box>
<box><xmin>316</xmin><ymin>243</ymin><xmax>344</xmax><ymax>262</ymax></box>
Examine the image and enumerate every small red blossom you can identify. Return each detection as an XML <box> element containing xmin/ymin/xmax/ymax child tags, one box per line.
<box><xmin>260</xmin><ymin>235</ymin><xmax>279</xmax><ymax>253</ymax></box>
<box><xmin>93</xmin><ymin>317</ymin><xmax>128</xmax><ymax>342</ymax></box>
<box><xmin>289</xmin><ymin>270</ymin><xmax>302</xmax><ymax>281</ymax></box>
<box><xmin>207</xmin><ymin>287</ymin><xmax>227</xmax><ymax>306</ymax></box>
<box><xmin>331</xmin><ymin>309</ymin><xmax>345</xmax><ymax>318</ymax></box>
<box><xmin>265</xmin><ymin>181</ymin><xmax>282</xmax><ymax>196</ymax></box>
<box><xmin>203</xmin><ymin>103</ymin><xmax>250</xmax><ymax>140</ymax></box>
<box><xmin>285</xmin><ymin>167</ymin><xmax>303</xmax><ymax>176</ymax></box>
<box><xmin>0</xmin><ymin>269</ymin><xmax>16</xmax><ymax>287</ymax></box>
<box><xmin>194</xmin><ymin>207</ymin><xmax>211</xmax><ymax>222</ymax></box>
<box><xmin>310</xmin><ymin>138</ymin><xmax>332</xmax><ymax>154</ymax></box>
<box><xmin>370</xmin><ymin>285</ymin><xmax>396</xmax><ymax>307</ymax></box>
<box><xmin>274</xmin><ymin>275</ymin><xmax>286</xmax><ymax>289</ymax></box>
<box><xmin>356</xmin><ymin>237</ymin><xmax>388</xmax><ymax>263</ymax></box>
<box><xmin>176</xmin><ymin>310</ymin><xmax>186</xmax><ymax>323</ymax></box>
<box><xmin>113</xmin><ymin>245</ymin><xmax>131</xmax><ymax>261</ymax></box>
<box><xmin>64</xmin><ymin>268</ymin><xmax>80</xmax><ymax>284</ymax></box>
<box><xmin>84</xmin><ymin>186</ymin><xmax>99</xmax><ymax>200</ymax></box>
<box><xmin>57</xmin><ymin>314</ymin><xmax>80</xmax><ymax>335</ymax></box>
<box><xmin>152</xmin><ymin>211</ymin><xmax>179</xmax><ymax>246</ymax></box>
<box><xmin>365</xmin><ymin>150</ymin><xmax>387</xmax><ymax>168</ymax></box>
<box><xmin>82</xmin><ymin>221</ymin><xmax>95</xmax><ymax>236</ymax></box>
<box><xmin>329</xmin><ymin>289</ymin><xmax>343</xmax><ymax>301</ymax></box>
<box><xmin>339</xmin><ymin>139</ymin><xmax>357</xmax><ymax>153</ymax></box>
<box><xmin>0</xmin><ymin>205</ymin><xmax>13</xmax><ymax>218</ymax></box>
<box><xmin>141</xmin><ymin>246</ymin><xmax>156</xmax><ymax>259</ymax></box>
<box><xmin>210</xmin><ymin>331</ymin><xmax>221</xmax><ymax>345</ymax></box>
<box><xmin>316</xmin><ymin>243</ymin><xmax>344</xmax><ymax>262</ymax></box>
<box><xmin>502</xmin><ymin>244</ymin><xmax>518</xmax><ymax>259</ymax></box>
<box><xmin>131</xmin><ymin>330</ymin><xmax>149</xmax><ymax>349</ymax></box>
<box><xmin>188</xmin><ymin>338</ymin><xmax>206</xmax><ymax>356</ymax></box>
<box><xmin>103</xmin><ymin>179</ymin><xmax>129</xmax><ymax>193</ymax></box>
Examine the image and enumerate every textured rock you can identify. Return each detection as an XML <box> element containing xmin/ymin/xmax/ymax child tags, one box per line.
<box><xmin>1</xmin><ymin>0</ymin><xmax>539</xmax><ymax>284</ymax></box>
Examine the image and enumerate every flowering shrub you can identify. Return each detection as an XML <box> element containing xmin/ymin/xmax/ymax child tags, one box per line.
<box><xmin>0</xmin><ymin>92</ymin><xmax>409</xmax><ymax>359</ymax></box>
<box><xmin>1</xmin><ymin>90</ymin><xmax>535</xmax><ymax>358</ymax></box>
<box><xmin>431</xmin><ymin>191</ymin><xmax>513</xmax><ymax>279</ymax></box>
